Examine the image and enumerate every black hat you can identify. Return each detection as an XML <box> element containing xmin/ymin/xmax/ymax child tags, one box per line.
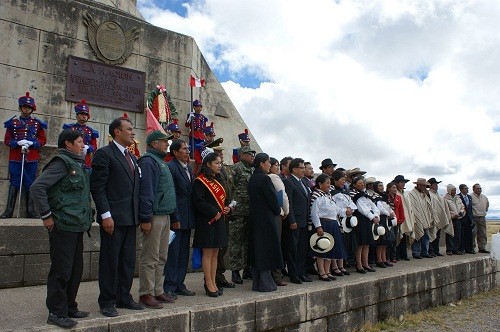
<box><xmin>427</xmin><ymin>178</ymin><xmax>442</xmax><ymax>185</ymax></box>
<box><xmin>319</xmin><ymin>158</ymin><xmax>337</xmax><ymax>170</ymax></box>
<box><xmin>393</xmin><ymin>175</ymin><xmax>410</xmax><ymax>183</ymax></box>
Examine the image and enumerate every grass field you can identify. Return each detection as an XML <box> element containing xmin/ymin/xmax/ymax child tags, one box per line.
<box><xmin>487</xmin><ymin>220</ymin><xmax>500</xmax><ymax>238</ymax></box>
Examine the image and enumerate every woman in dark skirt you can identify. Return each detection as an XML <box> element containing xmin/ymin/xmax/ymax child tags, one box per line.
<box><xmin>248</xmin><ymin>153</ymin><xmax>283</xmax><ymax>292</ymax></box>
<box><xmin>373</xmin><ymin>181</ymin><xmax>396</xmax><ymax>268</ymax></box>
<box><xmin>350</xmin><ymin>176</ymin><xmax>380</xmax><ymax>273</ymax></box>
<box><xmin>310</xmin><ymin>174</ymin><xmax>347</xmax><ymax>281</ymax></box>
<box><xmin>192</xmin><ymin>151</ymin><xmax>231</xmax><ymax>297</ymax></box>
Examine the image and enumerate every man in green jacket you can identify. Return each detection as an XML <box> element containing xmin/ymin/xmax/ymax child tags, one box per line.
<box><xmin>30</xmin><ymin>130</ymin><xmax>92</xmax><ymax>329</ymax></box>
<box><xmin>138</xmin><ymin>130</ymin><xmax>177</xmax><ymax>309</ymax></box>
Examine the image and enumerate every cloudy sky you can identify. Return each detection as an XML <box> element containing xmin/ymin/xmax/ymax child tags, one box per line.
<box><xmin>137</xmin><ymin>0</ymin><xmax>500</xmax><ymax>218</ymax></box>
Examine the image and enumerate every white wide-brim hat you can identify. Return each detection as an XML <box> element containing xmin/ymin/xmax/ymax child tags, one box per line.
<box><xmin>310</xmin><ymin>232</ymin><xmax>335</xmax><ymax>253</ymax></box>
<box><xmin>372</xmin><ymin>224</ymin><xmax>386</xmax><ymax>240</ymax></box>
<box><xmin>341</xmin><ymin>216</ymin><xmax>358</xmax><ymax>233</ymax></box>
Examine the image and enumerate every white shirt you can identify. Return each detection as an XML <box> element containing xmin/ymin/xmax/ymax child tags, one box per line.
<box><xmin>332</xmin><ymin>189</ymin><xmax>357</xmax><ymax>218</ymax></box>
<box><xmin>356</xmin><ymin>195</ymin><xmax>380</xmax><ymax>221</ymax></box>
<box><xmin>310</xmin><ymin>193</ymin><xmax>340</xmax><ymax>228</ymax></box>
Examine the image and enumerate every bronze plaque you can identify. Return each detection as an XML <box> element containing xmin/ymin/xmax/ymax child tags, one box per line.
<box><xmin>65</xmin><ymin>56</ymin><xmax>145</xmax><ymax>113</ymax></box>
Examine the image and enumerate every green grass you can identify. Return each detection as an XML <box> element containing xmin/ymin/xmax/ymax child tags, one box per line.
<box><xmin>358</xmin><ymin>287</ymin><xmax>500</xmax><ymax>332</ymax></box>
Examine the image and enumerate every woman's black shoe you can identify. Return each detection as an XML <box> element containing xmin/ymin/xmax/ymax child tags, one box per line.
<box><xmin>331</xmin><ymin>269</ymin><xmax>344</xmax><ymax>277</ymax></box>
<box><xmin>204</xmin><ymin>284</ymin><xmax>219</xmax><ymax>297</ymax></box>
<box><xmin>356</xmin><ymin>268</ymin><xmax>366</xmax><ymax>274</ymax></box>
<box><xmin>319</xmin><ymin>274</ymin><xmax>331</xmax><ymax>281</ymax></box>
<box><xmin>363</xmin><ymin>266</ymin><xmax>376</xmax><ymax>272</ymax></box>
<box><xmin>376</xmin><ymin>262</ymin><xmax>387</xmax><ymax>268</ymax></box>
<box><xmin>340</xmin><ymin>269</ymin><xmax>351</xmax><ymax>276</ymax></box>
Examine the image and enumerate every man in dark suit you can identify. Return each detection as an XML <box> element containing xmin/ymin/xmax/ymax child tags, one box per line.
<box><xmin>90</xmin><ymin>116</ymin><xmax>144</xmax><ymax>317</ymax></box>
<box><xmin>283</xmin><ymin>158</ymin><xmax>312</xmax><ymax>284</ymax></box>
<box><xmin>458</xmin><ymin>184</ymin><xmax>475</xmax><ymax>254</ymax></box>
<box><xmin>163</xmin><ymin>139</ymin><xmax>197</xmax><ymax>298</ymax></box>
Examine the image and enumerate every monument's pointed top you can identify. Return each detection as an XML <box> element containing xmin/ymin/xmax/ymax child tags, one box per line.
<box><xmin>93</xmin><ymin>0</ymin><xmax>144</xmax><ymax>20</ymax></box>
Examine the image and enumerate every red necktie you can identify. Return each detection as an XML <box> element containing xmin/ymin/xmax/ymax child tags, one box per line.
<box><xmin>124</xmin><ymin>150</ymin><xmax>134</xmax><ymax>173</ymax></box>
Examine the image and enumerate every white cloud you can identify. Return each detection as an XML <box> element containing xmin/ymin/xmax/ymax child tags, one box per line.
<box><xmin>138</xmin><ymin>0</ymin><xmax>500</xmax><ymax>218</ymax></box>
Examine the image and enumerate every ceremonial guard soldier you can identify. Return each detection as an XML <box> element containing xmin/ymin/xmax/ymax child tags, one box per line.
<box><xmin>62</xmin><ymin>100</ymin><xmax>99</xmax><ymax>169</ymax></box>
<box><xmin>1</xmin><ymin>92</ymin><xmax>47</xmax><ymax>218</ymax></box>
<box><xmin>232</xmin><ymin>129</ymin><xmax>251</xmax><ymax>164</ymax></box>
<box><xmin>167</xmin><ymin>119</ymin><xmax>182</xmax><ymax>140</ymax></box>
<box><xmin>185</xmin><ymin>99</ymin><xmax>208</xmax><ymax>158</ymax></box>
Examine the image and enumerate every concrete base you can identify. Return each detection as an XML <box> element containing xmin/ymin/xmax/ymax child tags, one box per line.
<box><xmin>0</xmin><ymin>253</ymin><xmax>496</xmax><ymax>331</ymax></box>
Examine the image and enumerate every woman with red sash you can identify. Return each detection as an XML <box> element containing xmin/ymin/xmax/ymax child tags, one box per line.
<box><xmin>192</xmin><ymin>151</ymin><xmax>230</xmax><ymax>297</ymax></box>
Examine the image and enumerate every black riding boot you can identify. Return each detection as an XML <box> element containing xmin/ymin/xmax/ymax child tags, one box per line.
<box><xmin>25</xmin><ymin>190</ymin><xmax>39</xmax><ymax>218</ymax></box>
<box><xmin>0</xmin><ymin>186</ymin><xmax>19</xmax><ymax>218</ymax></box>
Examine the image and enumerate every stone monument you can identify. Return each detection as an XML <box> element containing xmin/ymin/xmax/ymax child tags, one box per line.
<box><xmin>0</xmin><ymin>0</ymin><xmax>257</xmax><ymax>214</ymax></box>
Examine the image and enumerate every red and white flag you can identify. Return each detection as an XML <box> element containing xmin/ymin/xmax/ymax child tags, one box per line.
<box><xmin>146</xmin><ymin>108</ymin><xmax>166</xmax><ymax>134</ymax></box>
<box><xmin>190</xmin><ymin>75</ymin><xmax>206</xmax><ymax>88</ymax></box>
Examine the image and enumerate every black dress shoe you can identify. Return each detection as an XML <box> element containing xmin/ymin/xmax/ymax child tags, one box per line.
<box><xmin>363</xmin><ymin>266</ymin><xmax>376</xmax><ymax>272</ymax></box>
<box><xmin>47</xmin><ymin>313</ymin><xmax>77</xmax><ymax>328</ymax></box>
<box><xmin>299</xmin><ymin>275</ymin><xmax>313</xmax><ymax>282</ymax></box>
<box><xmin>376</xmin><ymin>262</ymin><xmax>387</xmax><ymax>268</ymax></box>
<box><xmin>204</xmin><ymin>285</ymin><xmax>219</xmax><ymax>297</ymax></box>
<box><xmin>232</xmin><ymin>270</ymin><xmax>243</xmax><ymax>284</ymax></box>
<box><xmin>403</xmin><ymin>257</ymin><xmax>411</xmax><ymax>261</ymax></box>
<box><xmin>340</xmin><ymin>269</ymin><xmax>351</xmax><ymax>275</ymax></box>
<box><xmin>356</xmin><ymin>268</ymin><xmax>366</xmax><ymax>274</ymax></box>
<box><xmin>68</xmin><ymin>310</ymin><xmax>90</xmax><ymax>318</ymax></box>
<box><xmin>100</xmin><ymin>307</ymin><xmax>118</xmax><ymax>317</ymax></box>
<box><xmin>466</xmin><ymin>250</ymin><xmax>476</xmax><ymax>254</ymax></box>
<box><xmin>478</xmin><ymin>249</ymin><xmax>490</xmax><ymax>253</ymax></box>
<box><xmin>116</xmin><ymin>301</ymin><xmax>145</xmax><ymax>310</ymax></box>
<box><xmin>242</xmin><ymin>268</ymin><xmax>252</xmax><ymax>279</ymax></box>
<box><xmin>412</xmin><ymin>255</ymin><xmax>422</xmax><ymax>259</ymax></box>
<box><xmin>165</xmin><ymin>291</ymin><xmax>178</xmax><ymax>300</ymax></box>
<box><xmin>176</xmin><ymin>288</ymin><xmax>196</xmax><ymax>296</ymax></box>
<box><xmin>435</xmin><ymin>253</ymin><xmax>444</xmax><ymax>256</ymax></box>
<box><xmin>290</xmin><ymin>276</ymin><xmax>302</xmax><ymax>284</ymax></box>
<box><xmin>318</xmin><ymin>274</ymin><xmax>331</xmax><ymax>281</ymax></box>
<box><xmin>421</xmin><ymin>254</ymin><xmax>432</xmax><ymax>258</ymax></box>
<box><xmin>383</xmin><ymin>262</ymin><xmax>394</xmax><ymax>267</ymax></box>
<box><xmin>331</xmin><ymin>270</ymin><xmax>344</xmax><ymax>277</ymax></box>
<box><xmin>217</xmin><ymin>280</ymin><xmax>236</xmax><ymax>288</ymax></box>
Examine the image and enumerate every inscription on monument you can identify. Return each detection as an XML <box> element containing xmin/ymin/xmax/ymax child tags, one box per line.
<box><xmin>65</xmin><ymin>56</ymin><xmax>145</xmax><ymax>113</ymax></box>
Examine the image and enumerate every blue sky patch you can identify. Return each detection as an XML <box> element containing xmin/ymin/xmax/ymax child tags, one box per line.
<box><xmin>152</xmin><ymin>0</ymin><xmax>188</xmax><ymax>17</ymax></box>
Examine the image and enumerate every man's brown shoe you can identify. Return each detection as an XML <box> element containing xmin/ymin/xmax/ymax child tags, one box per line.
<box><xmin>155</xmin><ymin>293</ymin><xmax>175</xmax><ymax>303</ymax></box>
<box><xmin>139</xmin><ymin>294</ymin><xmax>164</xmax><ymax>309</ymax></box>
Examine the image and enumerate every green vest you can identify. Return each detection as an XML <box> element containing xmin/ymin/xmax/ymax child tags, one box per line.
<box><xmin>140</xmin><ymin>151</ymin><xmax>176</xmax><ymax>215</ymax></box>
<box><xmin>46</xmin><ymin>153</ymin><xmax>92</xmax><ymax>232</ymax></box>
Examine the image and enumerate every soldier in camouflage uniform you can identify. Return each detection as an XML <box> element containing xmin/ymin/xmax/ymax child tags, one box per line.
<box><xmin>229</xmin><ymin>145</ymin><xmax>255</xmax><ymax>284</ymax></box>
<box><xmin>212</xmin><ymin>146</ymin><xmax>237</xmax><ymax>288</ymax></box>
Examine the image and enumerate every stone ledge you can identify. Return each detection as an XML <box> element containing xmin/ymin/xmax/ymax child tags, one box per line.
<box><xmin>1</xmin><ymin>255</ymin><xmax>495</xmax><ymax>331</ymax></box>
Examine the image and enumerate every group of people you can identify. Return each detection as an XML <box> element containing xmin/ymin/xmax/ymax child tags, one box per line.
<box><xmin>1</xmin><ymin>93</ymin><xmax>491</xmax><ymax>329</ymax></box>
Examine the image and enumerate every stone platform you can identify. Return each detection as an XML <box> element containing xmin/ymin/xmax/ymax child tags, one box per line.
<box><xmin>0</xmin><ymin>251</ymin><xmax>496</xmax><ymax>331</ymax></box>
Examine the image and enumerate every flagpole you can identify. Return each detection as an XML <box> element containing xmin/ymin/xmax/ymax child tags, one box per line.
<box><xmin>190</xmin><ymin>83</ymin><xmax>194</xmax><ymax>160</ymax></box>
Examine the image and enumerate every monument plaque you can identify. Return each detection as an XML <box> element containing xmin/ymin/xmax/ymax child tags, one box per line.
<box><xmin>65</xmin><ymin>56</ymin><xmax>145</xmax><ymax>113</ymax></box>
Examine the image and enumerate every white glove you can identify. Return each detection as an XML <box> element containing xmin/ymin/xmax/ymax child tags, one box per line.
<box><xmin>186</xmin><ymin>112</ymin><xmax>195</xmax><ymax>123</ymax></box>
<box><xmin>25</xmin><ymin>141</ymin><xmax>33</xmax><ymax>146</ymax></box>
<box><xmin>17</xmin><ymin>139</ymin><xmax>29</xmax><ymax>146</ymax></box>
<box><xmin>21</xmin><ymin>145</ymin><xmax>29</xmax><ymax>152</ymax></box>
<box><xmin>82</xmin><ymin>145</ymin><xmax>89</xmax><ymax>156</ymax></box>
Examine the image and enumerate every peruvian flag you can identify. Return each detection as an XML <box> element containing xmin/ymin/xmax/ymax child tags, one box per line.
<box><xmin>146</xmin><ymin>108</ymin><xmax>167</xmax><ymax>134</ymax></box>
<box><xmin>190</xmin><ymin>75</ymin><xmax>206</xmax><ymax>88</ymax></box>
